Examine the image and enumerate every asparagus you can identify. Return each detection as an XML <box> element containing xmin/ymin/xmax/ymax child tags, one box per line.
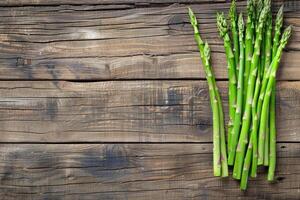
<box><xmin>251</xmin><ymin>6</ymin><xmax>274</xmax><ymax>177</ymax></box>
<box><xmin>240</xmin><ymin>72</ymin><xmax>261</xmax><ymax>189</ymax></box>
<box><xmin>228</xmin><ymin>13</ymin><xmax>245</xmax><ymax>165</ymax></box>
<box><xmin>263</xmin><ymin>4</ymin><xmax>273</xmax><ymax>168</ymax></box>
<box><xmin>255</xmin><ymin>0</ymin><xmax>264</xmax><ymax>23</ymax></box>
<box><xmin>258</xmin><ymin>6</ymin><xmax>284</xmax><ymax>165</ymax></box>
<box><xmin>188</xmin><ymin>8</ymin><xmax>228</xmax><ymax>177</ymax></box>
<box><xmin>229</xmin><ymin>0</ymin><xmax>239</xmax><ymax>77</ymax></box>
<box><xmin>258</xmin><ymin>26</ymin><xmax>292</xmax><ymax>169</ymax></box>
<box><xmin>268</xmin><ymin>84</ymin><xmax>276</xmax><ymax>181</ymax></box>
<box><xmin>272</xmin><ymin>6</ymin><xmax>284</xmax><ymax>59</ymax></box>
<box><xmin>243</xmin><ymin>0</ymin><xmax>254</xmax><ymax>111</ymax></box>
<box><xmin>232</xmin><ymin>3</ymin><xmax>270</xmax><ymax>180</ymax></box>
<box><xmin>216</xmin><ymin>12</ymin><xmax>237</xmax><ymax>155</ymax></box>
<box><xmin>263</xmin><ymin>13</ymin><xmax>273</xmax><ymax>77</ymax></box>
<box><xmin>267</xmin><ymin>5</ymin><xmax>284</xmax><ymax>180</ymax></box>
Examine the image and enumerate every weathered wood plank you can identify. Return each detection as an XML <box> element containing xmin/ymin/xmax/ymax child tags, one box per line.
<box><xmin>0</xmin><ymin>80</ymin><xmax>298</xmax><ymax>142</ymax></box>
<box><xmin>0</xmin><ymin>1</ymin><xmax>298</xmax><ymax>80</ymax></box>
<box><xmin>0</xmin><ymin>143</ymin><xmax>299</xmax><ymax>200</ymax></box>
<box><xmin>0</xmin><ymin>0</ymin><xmax>227</xmax><ymax>6</ymax></box>
<box><xmin>0</xmin><ymin>0</ymin><xmax>294</xmax><ymax>6</ymax></box>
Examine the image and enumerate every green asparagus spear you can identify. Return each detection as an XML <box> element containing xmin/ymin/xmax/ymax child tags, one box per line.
<box><xmin>228</xmin><ymin>13</ymin><xmax>245</xmax><ymax>165</ymax></box>
<box><xmin>250</xmin><ymin>6</ymin><xmax>273</xmax><ymax>177</ymax></box>
<box><xmin>263</xmin><ymin>13</ymin><xmax>273</xmax><ymax>77</ymax></box>
<box><xmin>216</xmin><ymin>12</ymin><xmax>237</xmax><ymax>157</ymax></box>
<box><xmin>272</xmin><ymin>6</ymin><xmax>284</xmax><ymax>59</ymax></box>
<box><xmin>258</xmin><ymin>26</ymin><xmax>292</xmax><ymax>170</ymax></box>
<box><xmin>188</xmin><ymin>8</ymin><xmax>228</xmax><ymax>177</ymax></box>
<box><xmin>255</xmin><ymin>0</ymin><xmax>264</xmax><ymax>22</ymax></box>
<box><xmin>229</xmin><ymin>0</ymin><xmax>239</xmax><ymax>77</ymax></box>
<box><xmin>258</xmin><ymin>5</ymin><xmax>284</xmax><ymax>166</ymax></box>
<box><xmin>268</xmin><ymin>84</ymin><xmax>276</xmax><ymax>181</ymax></box>
<box><xmin>232</xmin><ymin>3</ymin><xmax>270</xmax><ymax>180</ymax></box>
<box><xmin>243</xmin><ymin>0</ymin><xmax>254</xmax><ymax>111</ymax></box>
<box><xmin>240</xmin><ymin>71</ymin><xmax>261</xmax><ymax>189</ymax></box>
<box><xmin>267</xmin><ymin>5</ymin><xmax>284</xmax><ymax>180</ymax></box>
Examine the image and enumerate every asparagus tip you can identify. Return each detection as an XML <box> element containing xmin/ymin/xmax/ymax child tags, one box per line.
<box><xmin>188</xmin><ymin>7</ymin><xmax>197</xmax><ymax>27</ymax></box>
<box><xmin>238</xmin><ymin>13</ymin><xmax>244</xmax><ymax>36</ymax></box>
<box><xmin>264</xmin><ymin>0</ymin><xmax>271</xmax><ymax>7</ymax></box>
<box><xmin>229</xmin><ymin>0</ymin><xmax>237</xmax><ymax>20</ymax></box>
<box><xmin>275</xmin><ymin>5</ymin><xmax>284</xmax><ymax>28</ymax></box>
<box><xmin>216</xmin><ymin>12</ymin><xmax>228</xmax><ymax>37</ymax></box>
<box><xmin>204</xmin><ymin>42</ymin><xmax>211</xmax><ymax>61</ymax></box>
<box><xmin>280</xmin><ymin>25</ymin><xmax>292</xmax><ymax>46</ymax></box>
<box><xmin>258</xmin><ymin>3</ymin><xmax>270</xmax><ymax>24</ymax></box>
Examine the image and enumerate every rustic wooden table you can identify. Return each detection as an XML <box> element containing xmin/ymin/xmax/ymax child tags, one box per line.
<box><xmin>0</xmin><ymin>0</ymin><xmax>299</xmax><ymax>199</ymax></box>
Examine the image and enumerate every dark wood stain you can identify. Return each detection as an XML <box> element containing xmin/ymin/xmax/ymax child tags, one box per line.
<box><xmin>0</xmin><ymin>143</ymin><xmax>298</xmax><ymax>199</ymax></box>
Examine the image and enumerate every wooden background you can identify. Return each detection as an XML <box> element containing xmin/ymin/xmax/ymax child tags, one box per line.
<box><xmin>0</xmin><ymin>0</ymin><xmax>299</xmax><ymax>199</ymax></box>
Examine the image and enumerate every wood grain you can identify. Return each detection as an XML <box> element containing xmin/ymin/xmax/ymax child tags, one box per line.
<box><xmin>0</xmin><ymin>80</ymin><xmax>298</xmax><ymax>142</ymax></box>
<box><xmin>0</xmin><ymin>0</ymin><xmax>295</xmax><ymax>6</ymax></box>
<box><xmin>0</xmin><ymin>143</ymin><xmax>299</xmax><ymax>200</ymax></box>
<box><xmin>0</xmin><ymin>1</ymin><xmax>298</xmax><ymax>80</ymax></box>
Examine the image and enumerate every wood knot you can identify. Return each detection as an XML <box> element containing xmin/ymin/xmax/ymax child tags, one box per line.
<box><xmin>16</xmin><ymin>57</ymin><xmax>31</xmax><ymax>67</ymax></box>
<box><xmin>168</xmin><ymin>14</ymin><xmax>185</xmax><ymax>32</ymax></box>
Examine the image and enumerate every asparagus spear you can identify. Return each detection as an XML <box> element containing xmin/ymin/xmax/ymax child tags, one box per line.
<box><xmin>228</xmin><ymin>13</ymin><xmax>245</xmax><ymax>165</ymax></box>
<box><xmin>232</xmin><ymin>3</ymin><xmax>270</xmax><ymax>180</ymax></box>
<box><xmin>188</xmin><ymin>8</ymin><xmax>228</xmax><ymax>177</ymax></box>
<box><xmin>216</xmin><ymin>12</ymin><xmax>237</xmax><ymax>155</ymax></box>
<box><xmin>259</xmin><ymin>26</ymin><xmax>292</xmax><ymax>171</ymax></box>
<box><xmin>243</xmin><ymin>0</ymin><xmax>254</xmax><ymax>111</ymax></box>
<box><xmin>255</xmin><ymin>0</ymin><xmax>264</xmax><ymax>23</ymax></box>
<box><xmin>240</xmin><ymin>62</ymin><xmax>262</xmax><ymax>189</ymax></box>
<box><xmin>229</xmin><ymin>0</ymin><xmax>239</xmax><ymax>77</ymax></box>
<box><xmin>263</xmin><ymin>13</ymin><xmax>273</xmax><ymax>77</ymax></box>
<box><xmin>268</xmin><ymin>83</ymin><xmax>276</xmax><ymax>180</ymax></box>
<box><xmin>250</xmin><ymin>3</ymin><xmax>274</xmax><ymax>177</ymax></box>
<box><xmin>268</xmin><ymin>5</ymin><xmax>284</xmax><ymax>180</ymax></box>
<box><xmin>272</xmin><ymin>6</ymin><xmax>284</xmax><ymax>58</ymax></box>
<box><xmin>258</xmin><ymin>5</ymin><xmax>284</xmax><ymax>165</ymax></box>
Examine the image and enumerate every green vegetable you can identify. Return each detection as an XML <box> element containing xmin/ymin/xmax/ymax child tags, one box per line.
<box><xmin>216</xmin><ymin>12</ymin><xmax>237</xmax><ymax>161</ymax></box>
<box><xmin>229</xmin><ymin>0</ymin><xmax>239</xmax><ymax>77</ymax></box>
<box><xmin>258</xmin><ymin>26</ymin><xmax>291</xmax><ymax>169</ymax></box>
<box><xmin>233</xmin><ymin>3</ymin><xmax>270</xmax><ymax>180</ymax></box>
<box><xmin>268</xmin><ymin>5</ymin><xmax>284</xmax><ymax>180</ymax></box>
<box><xmin>188</xmin><ymin>8</ymin><xmax>228</xmax><ymax>177</ymax></box>
<box><xmin>258</xmin><ymin>5</ymin><xmax>284</xmax><ymax>166</ymax></box>
<box><xmin>228</xmin><ymin>13</ymin><xmax>244</xmax><ymax>165</ymax></box>
<box><xmin>243</xmin><ymin>0</ymin><xmax>254</xmax><ymax>112</ymax></box>
<box><xmin>188</xmin><ymin>0</ymin><xmax>291</xmax><ymax>190</ymax></box>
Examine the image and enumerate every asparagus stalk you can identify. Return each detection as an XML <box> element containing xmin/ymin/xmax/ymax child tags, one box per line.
<box><xmin>188</xmin><ymin>8</ymin><xmax>228</xmax><ymax>177</ymax></box>
<box><xmin>263</xmin><ymin>5</ymin><xmax>273</xmax><ymax>168</ymax></box>
<box><xmin>268</xmin><ymin>84</ymin><xmax>276</xmax><ymax>180</ymax></box>
<box><xmin>258</xmin><ymin>5</ymin><xmax>283</xmax><ymax>165</ymax></box>
<box><xmin>243</xmin><ymin>0</ymin><xmax>254</xmax><ymax>111</ymax></box>
<box><xmin>229</xmin><ymin>0</ymin><xmax>239</xmax><ymax>77</ymax></box>
<box><xmin>240</xmin><ymin>72</ymin><xmax>261</xmax><ymax>190</ymax></box>
<box><xmin>258</xmin><ymin>26</ymin><xmax>292</xmax><ymax>169</ymax></box>
<box><xmin>268</xmin><ymin>5</ymin><xmax>284</xmax><ymax>180</ymax></box>
<box><xmin>228</xmin><ymin>13</ymin><xmax>245</xmax><ymax>165</ymax></box>
<box><xmin>240</xmin><ymin>137</ymin><xmax>252</xmax><ymax>190</ymax></box>
<box><xmin>216</xmin><ymin>12</ymin><xmax>237</xmax><ymax>156</ymax></box>
<box><xmin>263</xmin><ymin>13</ymin><xmax>273</xmax><ymax>77</ymax></box>
<box><xmin>272</xmin><ymin>6</ymin><xmax>284</xmax><ymax>59</ymax></box>
<box><xmin>250</xmin><ymin>5</ymin><xmax>274</xmax><ymax>177</ymax></box>
<box><xmin>260</xmin><ymin>30</ymin><xmax>266</xmax><ymax>78</ymax></box>
<box><xmin>232</xmin><ymin>3</ymin><xmax>270</xmax><ymax>180</ymax></box>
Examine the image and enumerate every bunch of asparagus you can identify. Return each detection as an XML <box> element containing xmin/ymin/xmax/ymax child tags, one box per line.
<box><xmin>188</xmin><ymin>0</ymin><xmax>291</xmax><ymax>190</ymax></box>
